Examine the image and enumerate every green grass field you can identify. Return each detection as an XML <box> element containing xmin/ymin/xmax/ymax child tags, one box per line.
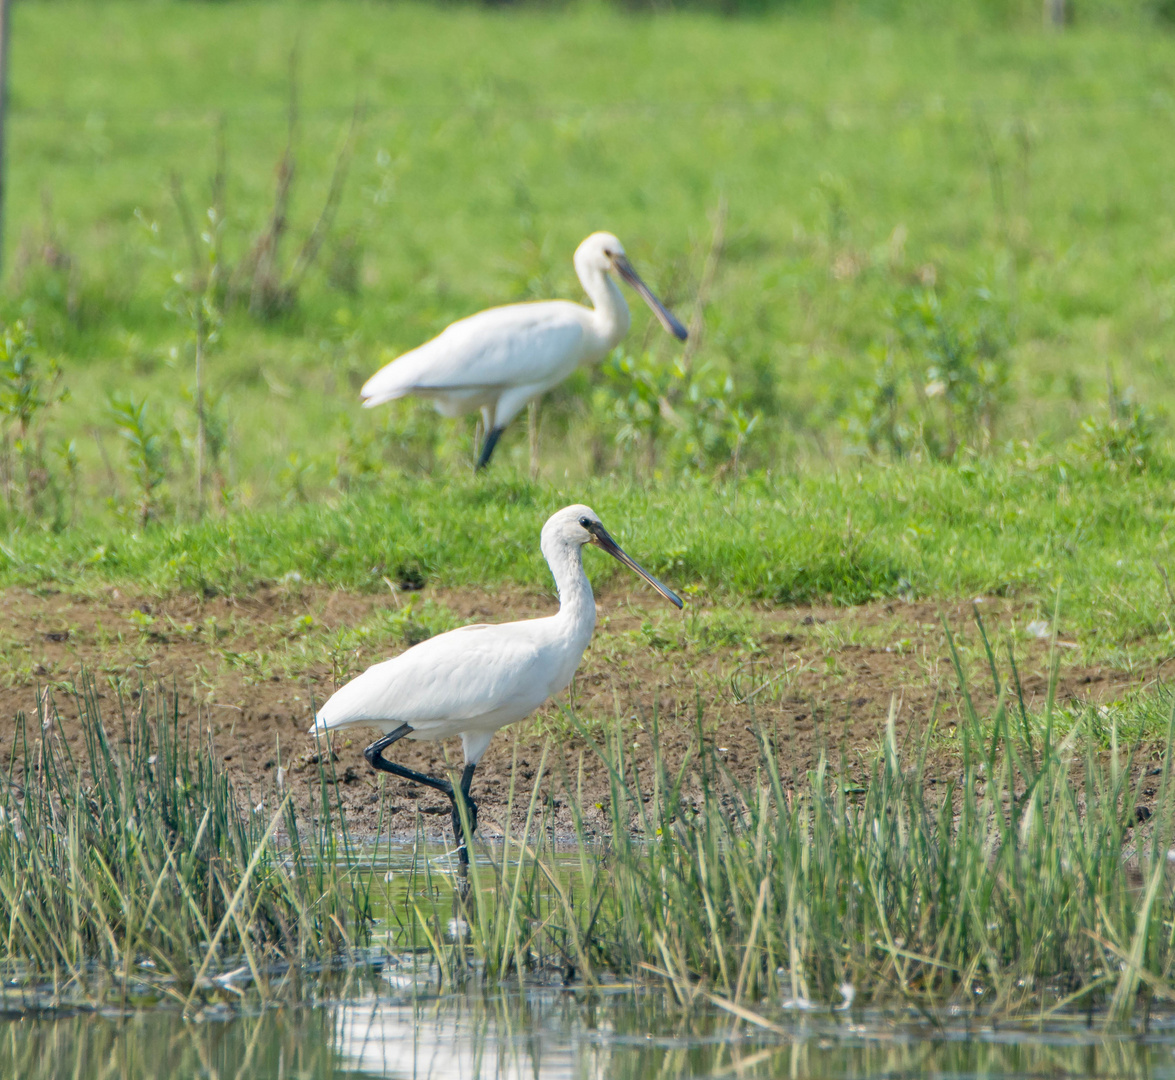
<box><xmin>4</xmin><ymin>1</ymin><xmax>1175</xmax><ymax>503</ymax></box>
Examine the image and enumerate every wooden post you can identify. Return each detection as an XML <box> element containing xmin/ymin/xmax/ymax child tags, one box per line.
<box><xmin>0</xmin><ymin>0</ymin><xmax>11</xmax><ymax>278</ymax></box>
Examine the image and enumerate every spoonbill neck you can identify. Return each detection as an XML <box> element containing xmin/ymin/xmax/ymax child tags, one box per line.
<box><xmin>578</xmin><ymin>264</ymin><xmax>631</xmax><ymax>353</ymax></box>
<box><xmin>542</xmin><ymin>535</ymin><xmax>597</xmax><ymax>643</ymax></box>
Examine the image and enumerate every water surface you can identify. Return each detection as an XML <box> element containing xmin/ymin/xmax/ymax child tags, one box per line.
<box><xmin>6</xmin><ymin>841</ymin><xmax>1175</xmax><ymax>1078</ymax></box>
<box><xmin>7</xmin><ymin>982</ymin><xmax>1175</xmax><ymax>1079</ymax></box>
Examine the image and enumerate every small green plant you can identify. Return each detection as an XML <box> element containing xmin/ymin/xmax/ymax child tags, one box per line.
<box><xmin>0</xmin><ymin>320</ymin><xmax>69</xmax><ymax>524</ymax></box>
<box><xmin>374</xmin><ymin>400</ymin><xmax>443</xmax><ymax>477</ymax></box>
<box><xmin>279</xmin><ymin>452</ymin><xmax>315</xmax><ymax>504</ymax></box>
<box><xmin>384</xmin><ymin>599</ymin><xmax>441</xmax><ymax>646</ymax></box>
<box><xmin>167</xmin><ymin>175</ymin><xmax>225</xmax><ymax>520</ymax></box>
<box><xmin>51</xmin><ymin>437</ymin><xmax>80</xmax><ymax>527</ymax></box>
<box><xmin>1071</xmin><ymin>380</ymin><xmax>1164</xmax><ymax>474</ymax></box>
<box><xmin>332</xmin><ymin>413</ymin><xmax>386</xmax><ymax>492</ymax></box>
<box><xmin>843</xmin><ymin>344</ymin><xmax>912</xmax><ymax>458</ymax></box>
<box><xmin>596</xmin><ymin>349</ymin><xmax>758</xmax><ymax>476</ymax></box>
<box><xmin>11</xmin><ymin>193</ymin><xmax>79</xmax><ymax>330</ymax></box>
<box><xmin>895</xmin><ymin>286</ymin><xmax>1011</xmax><ymax>457</ymax></box>
<box><xmin>846</xmin><ymin>286</ymin><xmax>1011</xmax><ymax>460</ymax></box>
<box><xmin>726</xmin><ymin>404</ymin><xmax>758</xmax><ymax>479</ymax></box>
<box><xmin>128</xmin><ymin>607</ymin><xmax>156</xmax><ymax>635</ymax></box>
<box><xmin>109</xmin><ymin>394</ymin><xmax>167</xmax><ymax>527</ymax></box>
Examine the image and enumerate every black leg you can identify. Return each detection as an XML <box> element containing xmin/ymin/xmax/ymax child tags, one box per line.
<box><xmin>363</xmin><ymin>725</ymin><xmax>479</xmax><ymax>862</ymax></box>
<box><xmin>451</xmin><ymin>762</ymin><xmax>479</xmax><ymax>861</ymax></box>
<box><xmin>364</xmin><ymin>724</ymin><xmax>454</xmax><ymax>799</ymax></box>
<box><xmin>476</xmin><ymin>426</ymin><xmax>504</xmax><ymax>471</ymax></box>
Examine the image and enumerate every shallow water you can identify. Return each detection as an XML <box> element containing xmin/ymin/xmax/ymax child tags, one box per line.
<box><xmin>7</xmin><ymin>988</ymin><xmax>1175</xmax><ymax>1079</ymax></box>
<box><xmin>7</xmin><ymin>842</ymin><xmax>1175</xmax><ymax>1079</ymax></box>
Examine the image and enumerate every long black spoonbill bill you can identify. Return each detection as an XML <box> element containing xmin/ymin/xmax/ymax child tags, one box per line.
<box><xmin>308</xmin><ymin>504</ymin><xmax>682</xmax><ymax>861</ymax></box>
<box><xmin>360</xmin><ymin>233</ymin><xmax>688</xmax><ymax>469</ymax></box>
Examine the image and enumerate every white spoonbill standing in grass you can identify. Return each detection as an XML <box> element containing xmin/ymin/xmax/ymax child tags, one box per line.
<box><xmin>360</xmin><ymin>232</ymin><xmax>688</xmax><ymax>469</ymax></box>
<box><xmin>309</xmin><ymin>504</ymin><xmax>682</xmax><ymax>862</ymax></box>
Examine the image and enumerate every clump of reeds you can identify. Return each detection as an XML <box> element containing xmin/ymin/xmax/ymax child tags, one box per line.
<box><xmin>431</xmin><ymin>621</ymin><xmax>1175</xmax><ymax>1021</ymax></box>
<box><xmin>0</xmin><ymin>676</ymin><xmax>373</xmax><ymax>1009</ymax></box>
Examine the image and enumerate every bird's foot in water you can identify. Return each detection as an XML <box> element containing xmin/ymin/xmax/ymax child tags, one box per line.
<box><xmin>451</xmin><ymin>796</ymin><xmax>479</xmax><ymax>862</ymax></box>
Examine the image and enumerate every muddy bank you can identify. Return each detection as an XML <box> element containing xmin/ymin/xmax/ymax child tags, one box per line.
<box><xmin>0</xmin><ymin>584</ymin><xmax>1150</xmax><ymax>839</ymax></box>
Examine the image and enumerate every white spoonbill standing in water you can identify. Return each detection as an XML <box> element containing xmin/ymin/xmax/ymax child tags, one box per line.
<box><xmin>360</xmin><ymin>233</ymin><xmax>688</xmax><ymax>469</ymax></box>
<box><xmin>309</xmin><ymin>505</ymin><xmax>682</xmax><ymax>861</ymax></box>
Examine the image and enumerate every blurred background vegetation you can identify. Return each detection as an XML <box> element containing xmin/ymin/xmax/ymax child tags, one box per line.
<box><xmin>0</xmin><ymin>0</ymin><xmax>1172</xmax><ymax>534</ymax></box>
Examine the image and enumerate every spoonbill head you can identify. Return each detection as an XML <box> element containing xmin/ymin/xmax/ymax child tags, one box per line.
<box><xmin>309</xmin><ymin>503</ymin><xmax>682</xmax><ymax>861</ymax></box>
<box><xmin>360</xmin><ymin>232</ymin><xmax>687</xmax><ymax>470</ymax></box>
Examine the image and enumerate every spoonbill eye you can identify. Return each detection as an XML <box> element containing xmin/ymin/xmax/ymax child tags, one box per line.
<box><xmin>578</xmin><ymin>516</ymin><xmax>592</xmax><ymax>529</ymax></box>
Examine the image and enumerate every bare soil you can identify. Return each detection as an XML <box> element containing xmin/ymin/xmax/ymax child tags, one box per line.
<box><xmin>0</xmin><ymin>583</ymin><xmax>1154</xmax><ymax>842</ymax></box>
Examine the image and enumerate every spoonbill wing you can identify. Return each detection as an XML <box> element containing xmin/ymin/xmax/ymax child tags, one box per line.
<box><xmin>311</xmin><ymin>624</ymin><xmax>546</xmax><ymax>734</ymax></box>
<box><xmin>361</xmin><ymin>302</ymin><xmax>588</xmax><ymax>406</ymax></box>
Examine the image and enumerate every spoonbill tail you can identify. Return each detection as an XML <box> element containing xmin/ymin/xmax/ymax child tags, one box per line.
<box><xmin>360</xmin><ymin>233</ymin><xmax>688</xmax><ymax>469</ymax></box>
<box><xmin>309</xmin><ymin>504</ymin><xmax>682</xmax><ymax>861</ymax></box>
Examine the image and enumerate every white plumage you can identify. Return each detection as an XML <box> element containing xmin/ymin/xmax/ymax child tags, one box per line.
<box><xmin>309</xmin><ymin>504</ymin><xmax>682</xmax><ymax>857</ymax></box>
<box><xmin>309</xmin><ymin>616</ymin><xmax>566</xmax><ymax>769</ymax></box>
<box><xmin>361</xmin><ymin>233</ymin><xmax>687</xmax><ymax>469</ymax></box>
